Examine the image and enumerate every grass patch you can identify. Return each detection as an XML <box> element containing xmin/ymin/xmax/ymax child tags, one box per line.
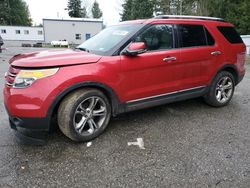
<box><xmin>246</xmin><ymin>56</ymin><xmax>250</xmax><ymax>64</ymax></box>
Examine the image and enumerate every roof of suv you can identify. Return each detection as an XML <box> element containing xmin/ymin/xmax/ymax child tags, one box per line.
<box><xmin>118</xmin><ymin>15</ymin><xmax>233</xmax><ymax>27</ymax></box>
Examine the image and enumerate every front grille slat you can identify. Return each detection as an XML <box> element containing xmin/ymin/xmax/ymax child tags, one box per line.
<box><xmin>6</xmin><ymin>82</ymin><xmax>14</xmax><ymax>87</ymax></box>
<box><xmin>5</xmin><ymin>66</ymin><xmax>19</xmax><ymax>87</ymax></box>
<box><xmin>8</xmin><ymin>72</ymin><xmax>16</xmax><ymax>77</ymax></box>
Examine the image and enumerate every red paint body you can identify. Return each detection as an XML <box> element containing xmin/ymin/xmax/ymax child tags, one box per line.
<box><xmin>4</xmin><ymin>18</ymin><xmax>246</xmax><ymax>121</ymax></box>
<box><xmin>128</xmin><ymin>42</ymin><xmax>146</xmax><ymax>51</ymax></box>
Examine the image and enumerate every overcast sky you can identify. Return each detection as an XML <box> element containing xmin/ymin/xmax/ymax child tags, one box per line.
<box><xmin>24</xmin><ymin>0</ymin><xmax>123</xmax><ymax>26</ymax></box>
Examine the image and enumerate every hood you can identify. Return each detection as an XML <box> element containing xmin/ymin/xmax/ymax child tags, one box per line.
<box><xmin>10</xmin><ymin>49</ymin><xmax>102</xmax><ymax>68</ymax></box>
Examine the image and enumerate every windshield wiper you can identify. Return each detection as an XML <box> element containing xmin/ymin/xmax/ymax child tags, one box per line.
<box><xmin>75</xmin><ymin>47</ymin><xmax>90</xmax><ymax>52</ymax></box>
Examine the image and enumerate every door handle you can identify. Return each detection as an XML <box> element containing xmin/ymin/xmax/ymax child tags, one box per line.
<box><xmin>163</xmin><ymin>57</ymin><xmax>177</xmax><ymax>62</ymax></box>
<box><xmin>211</xmin><ymin>51</ymin><xmax>221</xmax><ymax>55</ymax></box>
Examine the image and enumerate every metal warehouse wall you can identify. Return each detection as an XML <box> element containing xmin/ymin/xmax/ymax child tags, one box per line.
<box><xmin>43</xmin><ymin>18</ymin><xmax>103</xmax><ymax>44</ymax></box>
<box><xmin>0</xmin><ymin>26</ymin><xmax>44</xmax><ymax>41</ymax></box>
<box><xmin>241</xmin><ymin>35</ymin><xmax>250</xmax><ymax>55</ymax></box>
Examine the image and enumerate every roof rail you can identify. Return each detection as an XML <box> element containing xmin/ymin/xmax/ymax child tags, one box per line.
<box><xmin>154</xmin><ymin>15</ymin><xmax>225</xmax><ymax>22</ymax></box>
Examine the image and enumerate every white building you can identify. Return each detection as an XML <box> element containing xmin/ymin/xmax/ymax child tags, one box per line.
<box><xmin>241</xmin><ymin>35</ymin><xmax>250</xmax><ymax>55</ymax></box>
<box><xmin>0</xmin><ymin>18</ymin><xmax>103</xmax><ymax>46</ymax></box>
<box><xmin>0</xmin><ymin>26</ymin><xmax>44</xmax><ymax>42</ymax></box>
<box><xmin>43</xmin><ymin>18</ymin><xmax>103</xmax><ymax>44</ymax></box>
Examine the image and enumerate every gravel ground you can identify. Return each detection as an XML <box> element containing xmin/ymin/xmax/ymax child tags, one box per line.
<box><xmin>0</xmin><ymin>47</ymin><xmax>249</xmax><ymax>188</ymax></box>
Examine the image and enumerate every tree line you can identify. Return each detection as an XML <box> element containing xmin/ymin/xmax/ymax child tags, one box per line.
<box><xmin>0</xmin><ymin>0</ymin><xmax>32</xmax><ymax>26</ymax></box>
<box><xmin>67</xmin><ymin>0</ymin><xmax>103</xmax><ymax>19</ymax></box>
<box><xmin>121</xmin><ymin>0</ymin><xmax>250</xmax><ymax>34</ymax></box>
<box><xmin>0</xmin><ymin>0</ymin><xmax>103</xmax><ymax>26</ymax></box>
<box><xmin>0</xmin><ymin>0</ymin><xmax>249</xmax><ymax>34</ymax></box>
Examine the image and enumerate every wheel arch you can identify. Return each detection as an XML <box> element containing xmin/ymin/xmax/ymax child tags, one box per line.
<box><xmin>216</xmin><ymin>64</ymin><xmax>239</xmax><ymax>85</ymax></box>
<box><xmin>47</xmin><ymin>82</ymin><xmax>123</xmax><ymax>129</ymax></box>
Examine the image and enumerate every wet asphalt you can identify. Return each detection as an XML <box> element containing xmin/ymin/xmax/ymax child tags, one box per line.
<box><xmin>0</xmin><ymin>47</ymin><xmax>249</xmax><ymax>188</ymax></box>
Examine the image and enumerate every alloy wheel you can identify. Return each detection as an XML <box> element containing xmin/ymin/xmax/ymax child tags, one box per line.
<box><xmin>215</xmin><ymin>76</ymin><xmax>233</xmax><ymax>103</ymax></box>
<box><xmin>73</xmin><ymin>96</ymin><xmax>107</xmax><ymax>136</ymax></box>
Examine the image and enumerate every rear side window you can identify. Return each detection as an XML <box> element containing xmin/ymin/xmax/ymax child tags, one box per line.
<box><xmin>178</xmin><ymin>25</ymin><xmax>208</xmax><ymax>48</ymax></box>
<box><xmin>205</xmin><ymin>28</ymin><xmax>215</xmax><ymax>45</ymax></box>
<box><xmin>217</xmin><ymin>26</ymin><xmax>243</xmax><ymax>44</ymax></box>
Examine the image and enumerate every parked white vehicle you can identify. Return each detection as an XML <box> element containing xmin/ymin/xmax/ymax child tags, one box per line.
<box><xmin>51</xmin><ymin>40</ymin><xmax>69</xmax><ymax>47</ymax></box>
<box><xmin>0</xmin><ymin>35</ymin><xmax>4</xmax><ymax>53</ymax></box>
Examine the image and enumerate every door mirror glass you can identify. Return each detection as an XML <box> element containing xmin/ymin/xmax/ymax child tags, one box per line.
<box><xmin>124</xmin><ymin>42</ymin><xmax>147</xmax><ymax>56</ymax></box>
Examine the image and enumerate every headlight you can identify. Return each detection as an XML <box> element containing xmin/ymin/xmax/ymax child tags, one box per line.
<box><xmin>13</xmin><ymin>68</ymin><xmax>59</xmax><ymax>88</ymax></box>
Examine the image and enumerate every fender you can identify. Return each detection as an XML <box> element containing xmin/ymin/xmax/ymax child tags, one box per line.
<box><xmin>47</xmin><ymin>81</ymin><xmax>123</xmax><ymax>124</ymax></box>
<box><xmin>212</xmin><ymin>64</ymin><xmax>240</xmax><ymax>84</ymax></box>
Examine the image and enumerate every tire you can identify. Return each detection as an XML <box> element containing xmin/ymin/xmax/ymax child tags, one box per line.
<box><xmin>57</xmin><ymin>89</ymin><xmax>111</xmax><ymax>142</ymax></box>
<box><xmin>204</xmin><ymin>71</ymin><xmax>235</xmax><ymax>107</ymax></box>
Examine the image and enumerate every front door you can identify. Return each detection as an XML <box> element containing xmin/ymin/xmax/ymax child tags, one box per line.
<box><xmin>121</xmin><ymin>24</ymin><xmax>183</xmax><ymax>102</ymax></box>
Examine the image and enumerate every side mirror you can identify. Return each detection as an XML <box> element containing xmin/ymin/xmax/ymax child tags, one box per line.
<box><xmin>124</xmin><ymin>42</ymin><xmax>147</xmax><ymax>56</ymax></box>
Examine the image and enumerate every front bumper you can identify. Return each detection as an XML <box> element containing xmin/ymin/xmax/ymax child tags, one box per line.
<box><xmin>6</xmin><ymin>104</ymin><xmax>50</xmax><ymax>145</ymax></box>
<box><xmin>8</xmin><ymin>113</ymin><xmax>50</xmax><ymax>131</ymax></box>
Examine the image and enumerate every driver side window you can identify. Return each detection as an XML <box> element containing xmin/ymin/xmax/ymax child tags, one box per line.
<box><xmin>134</xmin><ymin>24</ymin><xmax>174</xmax><ymax>51</ymax></box>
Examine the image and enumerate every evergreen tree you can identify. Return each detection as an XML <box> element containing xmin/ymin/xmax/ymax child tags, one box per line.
<box><xmin>82</xmin><ymin>6</ymin><xmax>87</xmax><ymax>18</ymax></box>
<box><xmin>0</xmin><ymin>0</ymin><xmax>32</xmax><ymax>26</ymax></box>
<box><xmin>154</xmin><ymin>0</ymin><xmax>171</xmax><ymax>15</ymax></box>
<box><xmin>121</xmin><ymin>0</ymin><xmax>154</xmax><ymax>21</ymax></box>
<box><xmin>67</xmin><ymin>0</ymin><xmax>87</xmax><ymax>18</ymax></box>
<box><xmin>210</xmin><ymin>0</ymin><xmax>250</xmax><ymax>34</ymax></box>
<box><xmin>155</xmin><ymin>0</ymin><xmax>195</xmax><ymax>15</ymax></box>
<box><xmin>121</xmin><ymin>0</ymin><xmax>134</xmax><ymax>21</ymax></box>
<box><xmin>120</xmin><ymin>0</ymin><xmax>250</xmax><ymax>34</ymax></box>
<box><xmin>236</xmin><ymin>0</ymin><xmax>250</xmax><ymax>34</ymax></box>
<box><xmin>92</xmin><ymin>1</ymin><xmax>103</xmax><ymax>18</ymax></box>
<box><xmin>133</xmin><ymin>0</ymin><xmax>155</xmax><ymax>19</ymax></box>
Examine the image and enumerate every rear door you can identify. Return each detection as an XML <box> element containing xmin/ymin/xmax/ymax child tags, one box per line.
<box><xmin>177</xmin><ymin>24</ymin><xmax>223</xmax><ymax>88</ymax></box>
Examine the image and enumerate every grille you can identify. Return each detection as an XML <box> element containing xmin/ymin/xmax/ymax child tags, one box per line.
<box><xmin>5</xmin><ymin>66</ymin><xmax>19</xmax><ymax>87</ymax></box>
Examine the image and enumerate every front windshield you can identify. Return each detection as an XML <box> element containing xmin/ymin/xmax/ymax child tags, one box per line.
<box><xmin>77</xmin><ymin>24</ymin><xmax>141</xmax><ymax>55</ymax></box>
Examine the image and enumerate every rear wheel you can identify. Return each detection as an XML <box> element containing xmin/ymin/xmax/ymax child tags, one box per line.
<box><xmin>204</xmin><ymin>71</ymin><xmax>235</xmax><ymax>107</ymax></box>
<box><xmin>57</xmin><ymin>89</ymin><xmax>111</xmax><ymax>142</ymax></box>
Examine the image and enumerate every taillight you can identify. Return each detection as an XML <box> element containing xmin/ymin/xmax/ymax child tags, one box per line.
<box><xmin>237</xmin><ymin>52</ymin><xmax>246</xmax><ymax>67</ymax></box>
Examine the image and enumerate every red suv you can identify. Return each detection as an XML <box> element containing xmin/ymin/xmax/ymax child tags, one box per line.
<box><xmin>4</xmin><ymin>16</ymin><xmax>246</xmax><ymax>143</ymax></box>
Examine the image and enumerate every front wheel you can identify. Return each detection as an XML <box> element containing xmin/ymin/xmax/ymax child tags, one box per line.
<box><xmin>204</xmin><ymin>71</ymin><xmax>235</xmax><ymax>107</ymax></box>
<box><xmin>57</xmin><ymin>89</ymin><xmax>111</xmax><ymax>142</ymax></box>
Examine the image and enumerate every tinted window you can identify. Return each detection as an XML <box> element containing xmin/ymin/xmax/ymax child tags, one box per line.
<box><xmin>217</xmin><ymin>26</ymin><xmax>243</xmax><ymax>44</ymax></box>
<box><xmin>85</xmin><ymin>33</ymin><xmax>91</xmax><ymax>40</ymax></box>
<box><xmin>135</xmin><ymin>25</ymin><xmax>174</xmax><ymax>51</ymax></box>
<box><xmin>75</xmin><ymin>34</ymin><xmax>81</xmax><ymax>40</ymax></box>
<box><xmin>178</xmin><ymin>25</ymin><xmax>206</xmax><ymax>47</ymax></box>
<box><xmin>205</xmin><ymin>28</ymin><xmax>215</xmax><ymax>45</ymax></box>
<box><xmin>38</xmin><ymin>30</ymin><xmax>43</xmax><ymax>35</ymax></box>
<box><xmin>24</xmin><ymin>30</ymin><xmax>29</xmax><ymax>35</ymax></box>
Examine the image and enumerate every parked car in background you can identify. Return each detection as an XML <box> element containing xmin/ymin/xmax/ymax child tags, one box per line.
<box><xmin>51</xmin><ymin>40</ymin><xmax>69</xmax><ymax>47</ymax></box>
<box><xmin>4</xmin><ymin>15</ymin><xmax>246</xmax><ymax>143</ymax></box>
<box><xmin>33</xmin><ymin>43</ymin><xmax>43</xmax><ymax>48</ymax></box>
<box><xmin>0</xmin><ymin>35</ymin><xmax>3</xmax><ymax>53</ymax></box>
